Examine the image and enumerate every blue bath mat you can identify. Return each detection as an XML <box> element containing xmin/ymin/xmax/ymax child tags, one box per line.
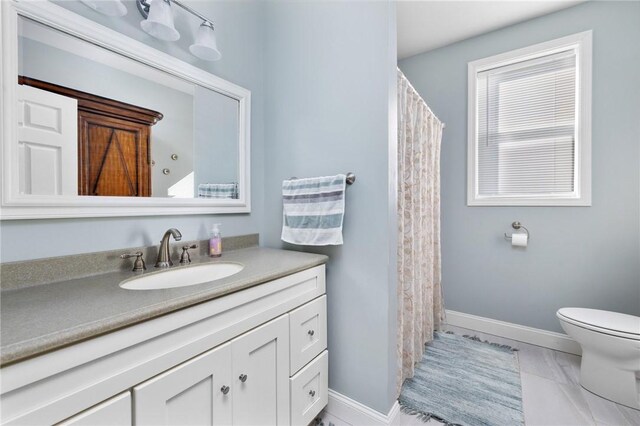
<box><xmin>399</xmin><ymin>332</ymin><xmax>524</xmax><ymax>426</ymax></box>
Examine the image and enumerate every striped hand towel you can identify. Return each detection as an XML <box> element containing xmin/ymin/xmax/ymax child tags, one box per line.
<box><xmin>198</xmin><ymin>183</ymin><xmax>238</xmax><ymax>199</ymax></box>
<box><xmin>281</xmin><ymin>174</ymin><xmax>346</xmax><ymax>246</ymax></box>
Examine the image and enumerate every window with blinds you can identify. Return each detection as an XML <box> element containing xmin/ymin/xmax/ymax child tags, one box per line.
<box><xmin>468</xmin><ymin>32</ymin><xmax>592</xmax><ymax>206</ymax></box>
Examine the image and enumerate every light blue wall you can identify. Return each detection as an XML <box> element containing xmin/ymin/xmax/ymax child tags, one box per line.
<box><xmin>399</xmin><ymin>1</ymin><xmax>640</xmax><ymax>333</ymax></box>
<box><xmin>262</xmin><ymin>1</ymin><xmax>398</xmax><ymax>414</ymax></box>
<box><xmin>1</xmin><ymin>0</ymin><xmax>265</xmax><ymax>262</ymax></box>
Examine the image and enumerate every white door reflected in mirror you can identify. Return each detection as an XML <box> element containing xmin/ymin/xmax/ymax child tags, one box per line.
<box><xmin>17</xmin><ymin>85</ymin><xmax>77</xmax><ymax>196</ymax></box>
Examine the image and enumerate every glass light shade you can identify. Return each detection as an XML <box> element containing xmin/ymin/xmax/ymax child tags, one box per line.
<box><xmin>140</xmin><ymin>0</ymin><xmax>180</xmax><ymax>41</ymax></box>
<box><xmin>81</xmin><ymin>0</ymin><xmax>127</xmax><ymax>17</ymax></box>
<box><xmin>189</xmin><ymin>23</ymin><xmax>221</xmax><ymax>61</ymax></box>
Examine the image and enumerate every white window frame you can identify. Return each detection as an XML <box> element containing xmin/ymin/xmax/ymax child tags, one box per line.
<box><xmin>467</xmin><ymin>31</ymin><xmax>592</xmax><ymax>206</ymax></box>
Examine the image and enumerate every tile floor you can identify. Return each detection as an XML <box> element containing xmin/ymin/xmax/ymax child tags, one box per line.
<box><xmin>396</xmin><ymin>325</ymin><xmax>640</xmax><ymax>426</ymax></box>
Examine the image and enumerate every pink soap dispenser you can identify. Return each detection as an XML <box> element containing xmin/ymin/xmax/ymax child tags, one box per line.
<box><xmin>209</xmin><ymin>223</ymin><xmax>222</xmax><ymax>257</ymax></box>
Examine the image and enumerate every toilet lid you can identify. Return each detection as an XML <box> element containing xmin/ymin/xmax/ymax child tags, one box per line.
<box><xmin>558</xmin><ymin>308</ymin><xmax>640</xmax><ymax>340</ymax></box>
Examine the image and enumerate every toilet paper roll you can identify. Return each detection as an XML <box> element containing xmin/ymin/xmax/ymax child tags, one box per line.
<box><xmin>511</xmin><ymin>233</ymin><xmax>528</xmax><ymax>247</ymax></box>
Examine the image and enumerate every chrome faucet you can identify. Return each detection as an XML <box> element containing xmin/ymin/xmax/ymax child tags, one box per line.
<box><xmin>155</xmin><ymin>228</ymin><xmax>182</xmax><ymax>268</ymax></box>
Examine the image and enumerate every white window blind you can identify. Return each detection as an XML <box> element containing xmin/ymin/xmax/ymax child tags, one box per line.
<box><xmin>476</xmin><ymin>49</ymin><xmax>578</xmax><ymax>197</ymax></box>
<box><xmin>468</xmin><ymin>32</ymin><xmax>592</xmax><ymax>206</ymax></box>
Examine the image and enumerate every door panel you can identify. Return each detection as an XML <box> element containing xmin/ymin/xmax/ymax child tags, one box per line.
<box><xmin>17</xmin><ymin>84</ymin><xmax>78</xmax><ymax>195</ymax></box>
<box><xmin>165</xmin><ymin>377</ymin><xmax>213</xmax><ymax>426</ymax></box>
<box><xmin>133</xmin><ymin>342</ymin><xmax>233</xmax><ymax>426</ymax></box>
<box><xmin>232</xmin><ymin>315</ymin><xmax>290</xmax><ymax>426</ymax></box>
<box><xmin>79</xmin><ymin>112</ymin><xmax>150</xmax><ymax>197</ymax></box>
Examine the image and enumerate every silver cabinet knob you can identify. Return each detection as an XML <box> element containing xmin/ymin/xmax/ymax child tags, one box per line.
<box><xmin>308</xmin><ymin>329</ymin><xmax>315</xmax><ymax>336</ymax></box>
<box><xmin>309</xmin><ymin>390</ymin><xmax>316</xmax><ymax>397</ymax></box>
<box><xmin>220</xmin><ymin>385</ymin><xmax>230</xmax><ymax>395</ymax></box>
<box><xmin>239</xmin><ymin>374</ymin><xmax>248</xmax><ymax>383</ymax></box>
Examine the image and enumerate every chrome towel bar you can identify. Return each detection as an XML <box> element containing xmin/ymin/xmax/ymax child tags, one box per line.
<box><xmin>289</xmin><ymin>172</ymin><xmax>356</xmax><ymax>185</ymax></box>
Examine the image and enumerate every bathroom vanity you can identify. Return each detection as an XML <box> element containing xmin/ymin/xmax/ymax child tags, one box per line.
<box><xmin>0</xmin><ymin>244</ymin><xmax>328</xmax><ymax>425</ymax></box>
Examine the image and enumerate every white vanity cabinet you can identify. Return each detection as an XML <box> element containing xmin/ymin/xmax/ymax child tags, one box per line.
<box><xmin>0</xmin><ymin>265</ymin><xmax>327</xmax><ymax>426</ymax></box>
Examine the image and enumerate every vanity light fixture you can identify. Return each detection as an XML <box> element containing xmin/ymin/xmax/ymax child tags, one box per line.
<box><xmin>81</xmin><ymin>0</ymin><xmax>127</xmax><ymax>17</ymax></box>
<box><xmin>190</xmin><ymin>21</ymin><xmax>221</xmax><ymax>61</ymax></box>
<box><xmin>137</xmin><ymin>0</ymin><xmax>222</xmax><ymax>61</ymax></box>
<box><xmin>140</xmin><ymin>0</ymin><xmax>179</xmax><ymax>41</ymax></box>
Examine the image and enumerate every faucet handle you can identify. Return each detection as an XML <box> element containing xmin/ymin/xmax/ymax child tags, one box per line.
<box><xmin>120</xmin><ymin>252</ymin><xmax>146</xmax><ymax>272</ymax></box>
<box><xmin>180</xmin><ymin>244</ymin><xmax>198</xmax><ymax>265</ymax></box>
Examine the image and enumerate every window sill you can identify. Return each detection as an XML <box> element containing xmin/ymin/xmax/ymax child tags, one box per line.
<box><xmin>467</xmin><ymin>196</ymin><xmax>591</xmax><ymax>207</ymax></box>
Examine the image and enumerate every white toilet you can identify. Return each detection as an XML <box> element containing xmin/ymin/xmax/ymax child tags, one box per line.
<box><xmin>557</xmin><ymin>308</ymin><xmax>640</xmax><ymax>410</ymax></box>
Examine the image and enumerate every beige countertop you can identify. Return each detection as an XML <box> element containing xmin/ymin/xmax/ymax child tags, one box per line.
<box><xmin>0</xmin><ymin>247</ymin><xmax>328</xmax><ymax>366</ymax></box>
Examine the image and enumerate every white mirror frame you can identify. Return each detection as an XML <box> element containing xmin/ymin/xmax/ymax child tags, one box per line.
<box><xmin>0</xmin><ymin>0</ymin><xmax>251</xmax><ymax>220</ymax></box>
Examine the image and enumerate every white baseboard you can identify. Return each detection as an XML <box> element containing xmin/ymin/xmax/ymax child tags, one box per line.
<box><xmin>445</xmin><ymin>309</ymin><xmax>582</xmax><ymax>355</ymax></box>
<box><xmin>319</xmin><ymin>389</ymin><xmax>401</xmax><ymax>426</ymax></box>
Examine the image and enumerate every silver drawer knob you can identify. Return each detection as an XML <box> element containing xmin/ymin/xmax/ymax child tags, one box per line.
<box><xmin>309</xmin><ymin>390</ymin><xmax>316</xmax><ymax>397</ymax></box>
<box><xmin>308</xmin><ymin>329</ymin><xmax>315</xmax><ymax>336</ymax></box>
<box><xmin>239</xmin><ymin>374</ymin><xmax>248</xmax><ymax>383</ymax></box>
<box><xmin>220</xmin><ymin>385</ymin><xmax>230</xmax><ymax>395</ymax></box>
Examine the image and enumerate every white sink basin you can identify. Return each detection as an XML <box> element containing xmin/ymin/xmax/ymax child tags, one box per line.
<box><xmin>120</xmin><ymin>262</ymin><xmax>244</xmax><ymax>290</ymax></box>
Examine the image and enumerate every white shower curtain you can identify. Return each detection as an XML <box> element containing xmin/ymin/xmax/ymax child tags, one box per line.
<box><xmin>396</xmin><ymin>69</ymin><xmax>445</xmax><ymax>394</ymax></box>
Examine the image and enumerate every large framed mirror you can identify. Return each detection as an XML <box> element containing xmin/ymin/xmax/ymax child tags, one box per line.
<box><xmin>0</xmin><ymin>0</ymin><xmax>251</xmax><ymax>219</ymax></box>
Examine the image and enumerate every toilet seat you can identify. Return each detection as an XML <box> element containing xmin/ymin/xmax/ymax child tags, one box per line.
<box><xmin>557</xmin><ymin>308</ymin><xmax>640</xmax><ymax>340</ymax></box>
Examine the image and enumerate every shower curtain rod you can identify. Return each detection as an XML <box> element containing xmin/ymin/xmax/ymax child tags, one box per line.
<box><xmin>398</xmin><ymin>68</ymin><xmax>446</xmax><ymax>128</ymax></box>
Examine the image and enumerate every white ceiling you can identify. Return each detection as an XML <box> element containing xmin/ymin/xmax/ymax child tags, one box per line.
<box><xmin>397</xmin><ymin>1</ymin><xmax>586</xmax><ymax>59</ymax></box>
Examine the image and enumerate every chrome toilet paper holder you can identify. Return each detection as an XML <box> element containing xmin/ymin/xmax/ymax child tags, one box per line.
<box><xmin>504</xmin><ymin>221</ymin><xmax>530</xmax><ymax>241</ymax></box>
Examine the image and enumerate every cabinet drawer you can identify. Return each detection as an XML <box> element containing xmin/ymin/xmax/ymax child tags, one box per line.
<box><xmin>289</xmin><ymin>351</ymin><xmax>328</xmax><ymax>426</ymax></box>
<box><xmin>289</xmin><ymin>296</ymin><xmax>327</xmax><ymax>374</ymax></box>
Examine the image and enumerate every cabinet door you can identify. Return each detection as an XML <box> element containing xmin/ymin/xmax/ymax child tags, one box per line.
<box><xmin>57</xmin><ymin>392</ymin><xmax>131</xmax><ymax>426</ymax></box>
<box><xmin>133</xmin><ymin>342</ymin><xmax>233</xmax><ymax>426</ymax></box>
<box><xmin>231</xmin><ymin>315</ymin><xmax>290</xmax><ymax>426</ymax></box>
